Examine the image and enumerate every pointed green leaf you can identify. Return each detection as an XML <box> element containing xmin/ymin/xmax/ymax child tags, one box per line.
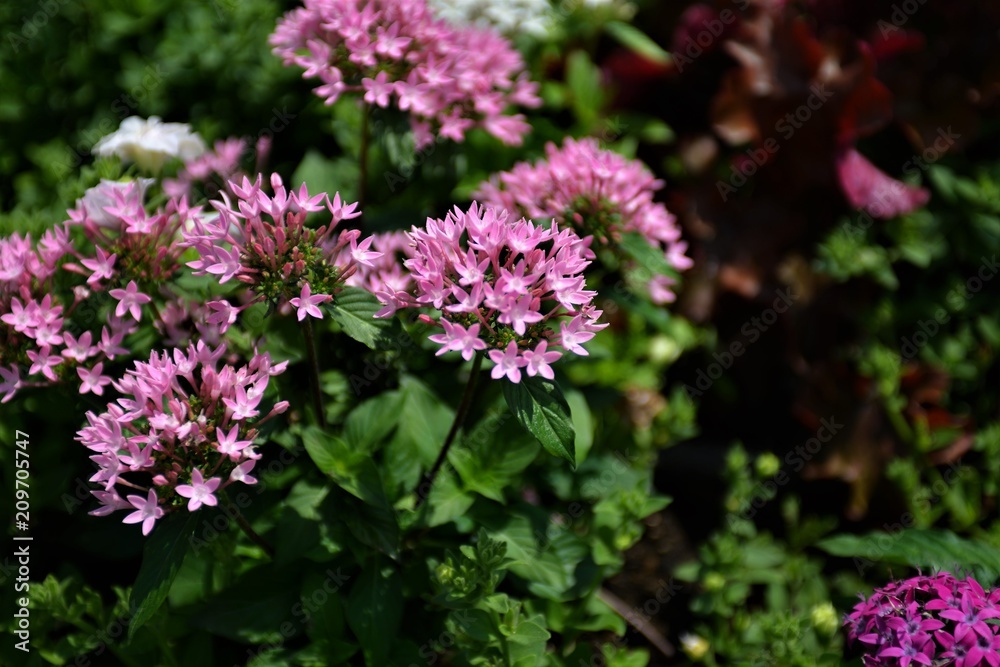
<box><xmin>128</xmin><ymin>511</ymin><xmax>200</xmax><ymax>640</ymax></box>
<box><xmin>347</xmin><ymin>563</ymin><xmax>403</xmax><ymax>666</ymax></box>
<box><xmin>502</xmin><ymin>377</ymin><xmax>575</xmax><ymax>466</ymax></box>
<box><xmin>817</xmin><ymin>528</ymin><xmax>1000</xmax><ymax>581</ymax></box>
<box><xmin>329</xmin><ymin>287</ymin><xmax>394</xmax><ymax>349</ymax></box>
<box><xmin>619</xmin><ymin>232</ymin><xmax>679</xmax><ymax>279</ymax></box>
<box><xmin>604</xmin><ymin>21</ymin><xmax>671</xmax><ymax>64</ymax></box>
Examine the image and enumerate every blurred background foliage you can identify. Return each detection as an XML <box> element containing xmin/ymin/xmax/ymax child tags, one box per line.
<box><xmin>2</xmin><ymin>0</ymin><xmax>1000</xmax><ymax>665</ymax></box>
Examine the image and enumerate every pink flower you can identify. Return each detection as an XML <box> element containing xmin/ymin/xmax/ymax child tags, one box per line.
<box><xmin>216</xmin><ymin>424</ymin><xmax>253</xmax><ymax>460</ymax></box>
<box><xmin>175</xmin><ymin>469</ymin><xmax>221</xmax><ymax>511</ymax></box>
<box><xmin>0</xmin><ymin>365</ymin><xmax>20</xmax><ymax>403</ymax></box>
<box><xmin>27</xmin><ymin>347</ymin><xmax>62</xmax><ymax>382</ymax></box>
<box><xmin>78</xmin><ymin>363</ymin><xmax>112</xmax><ymax>396</ymax></box>
<box><xmin>289</xmin><ymin>282</ymin><xmax>332</xmax><ymax>321</ymax></box>
<box><xmin>122</xmin><ymin>489</ymin><xmax>164</xmax><ymax>535</ymax></box>
<box><xmin>489</xmin><ymin>340</ymin><xmax>527</xmax><ymax>383</ymax></box>
<box><xmin>428</xmin><ymin>320</ymin><xmax>487</xmax><ymax>361</ymax></box>
<box><xmin>229</xmin><ymin>460</ymin><xmax>258</xmax><ymax>485</ymax></box>
<box><xmin>109</xmin><ymin>280</ymin><xmax>152</xmax><ymax>321</ymax></box>
<box><xmin>206</xmin><ymin>300</ymin><xmax>239</xmax><ymax>332</ymax></box>
<box><xmin>80</xmin><ymin>246</ymin><xmax>118</xmax><ymax>286</ymax></box>
<box><xmin>521</xmin><ymin>341</ymin><xmax>561</xmax><ymax>380</ymax></box>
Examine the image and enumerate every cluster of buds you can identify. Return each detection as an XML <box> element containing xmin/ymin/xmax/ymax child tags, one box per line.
<box><xmin>182</xmin><ymin>173</ymin><xmax>381</xmax><ymax>327</ymax></box>
<box><xmin>76</xmin><ymin>342</ymin><xmax>289</xmax><ymax>535</ymax></box>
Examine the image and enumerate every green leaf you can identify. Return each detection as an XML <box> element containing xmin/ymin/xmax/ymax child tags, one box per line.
<box><xmin>502</xmin><ymin>377</ymin><xmax>576</xmax><ymax>466</ymax></box>
<box><xmin>565</xmin><ymin>50</ymin><xmax>604</xmax><ymax>130</ymax></box>
<box><xmin>817</xmin><ymin>528</ymin><xmax>1000</xmax><ymax>581</ymax></box>
<box><xmin>128</xmin><ymin>511</ymin><xmax>200</xmax><ymax>640</ymax></box>
<box><xmin>343</xmin><ymin>390</ymin><xmax>404</xmax><ymax>451</ymax></box>
<box><xmin>303</xmin><ymin>427</ymin><xmax>401</xmax><ymax>557</ymax></box>
<box><xmin>329</xmin><ymin>287</ymin><xmax>394</xmax><ymax>349</ymax></box>
<box><xmin>192</xmin><ymin>565</ymin><xmax>302</xmax><ymax>643</ymax></box>
<box><xmin>565</xmin><ymin>390</ymin><xmax>594</xmax><ymax>464</ymax></box>
<box><xmin>347</xmin><ymin>563</ymin><xmax>403</xmax><ymax>666</ymax></box>
<box><xmin>619</xmin><ymin>232</ymin><xmax>679</xmax><ymax>279</ymax></box>
<box><xmin>292</xmin><ymin>150</ymin><xmax>359</xmax><ymax>203</ymax></box>
<box><xmin>604</xmin><ymin>21</ymin><xmax>671</xmax><ymax>64</ymax></box>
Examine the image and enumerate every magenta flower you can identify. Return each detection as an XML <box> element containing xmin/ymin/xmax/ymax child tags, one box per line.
<box><xmin>270</xmin><ymin>0</ymin><xmax>540</xmax><ymax>149</ymax></box>
<box><xmin>109</xmin><ymin>280</ymin><xmax>153</xmax><ymax>321</ymax></box>
<box><xmin>122</xmin><ymin>489</ymin><xmax>165</xmax><ymax>536</ymax></box>
<box><xmin>175</xmin><ymin>469</ymin><xmax>222</xmax><ymax>511</ymax></box>
<box><xmin>475</xmin><ymin>137</ymin><xmax>691</xmax><ymax>304</ymax></box>
<box><xmin>846</xmin><ymin>572</ymin><xmax>1000</xmax><ymax>666</ymax></box>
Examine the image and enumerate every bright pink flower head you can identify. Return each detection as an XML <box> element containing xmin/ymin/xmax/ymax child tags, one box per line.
<box><xmin>384</xmin><ymin>201</ymin><xmax>605</xmax><ymax>382</ymax></box>
<box><xmin>846</xmin><ymin>572</ymin><xmax>1000</xmax><ymax>666</ymax></box>
<box><xmin>182</xmin><ymin>173</ymin><xmax>377</xmax><ymax>323</ymax></box>
<box><xmin>76</xmin><ymin>342</ymin><xmax>289</xmax><ymax>535</ymax></box>
<box><xmin>475</xmin><ymin>137</ymin><xmax>691</xmax><ymax>304</ymax></box>
<box><xmin>270</xmin><ymin>0</ymin><xmax>540</xmax><ymax>149</ymax></box>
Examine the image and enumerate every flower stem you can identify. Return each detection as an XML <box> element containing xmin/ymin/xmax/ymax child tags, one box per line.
<box><xmin>358</xmin><ymin>101</ymin><xmax>370</xmax><ymax>216</ymax></box>
<box><xmin>223</xmin><ymin>494</ymin><xmax>275</xmax><ymax>559</ymax></box>
<box><xmin>414</xmin><ymin>353</ymin><xmax>484</xmax><ymax>509</ymax></box>
<box><xmin>301</xmin><ymin>316</ymin><xmax>327</xmax><ymax>429</ymax></box>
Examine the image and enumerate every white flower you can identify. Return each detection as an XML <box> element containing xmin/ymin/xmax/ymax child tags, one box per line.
<box><xmin>81</xmin><ymin>178</ymin><xmax>155</xmax><ymax>227</ymax></box>
<box><xmin>429</xmin><ymin>0</ymin><xmax>553</xmax><ymax>38</ymax></box>
<box><xmin>92</xmin><ymin>116</ymin><xmax>206</xmax><ymax>172</ymax></box>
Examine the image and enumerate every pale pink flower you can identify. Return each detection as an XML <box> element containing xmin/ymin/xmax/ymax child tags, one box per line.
<box><xmin>175</xmin><ymin>469</ymin><xmax>222</xmax><ymax>511</ymax></box>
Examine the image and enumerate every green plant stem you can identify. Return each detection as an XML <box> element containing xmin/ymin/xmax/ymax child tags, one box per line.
<box><xmin>414</xmin><ymin>354</ymin><xmax>484</xmax><ymax>509</ymax></box>
<box><xmin>358</xmin><ymin>101</ymin><xmax>370</xmax><ymax>215</ymax></box>
<box><xmin>301</xmin><ymin>316</ymin><xmax>327</xmax><ymax>429</ymax></box>
<box><xmin>223</xmin><ymin>494</ymin><xmax>275</xmax><ymax>559</ymax></box>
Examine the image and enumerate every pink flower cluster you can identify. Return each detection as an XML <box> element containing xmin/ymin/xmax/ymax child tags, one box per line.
<box><xmin>345</xmin><ymin>231</ymin><xmax>416</xmax><ymax>308</ymax></box>
<box><xmin>182</xmin><ymin>173</ymin><xmax>381</xmax><ymax>326</ymax></box>
<box><xmin>76</xmin><ymin>342</ymin><xmax>289</xmax><ymax>535</ymax></box>
<box><xmin>845</xmin><ymin>572</ymin><xmax>1000</xmax><ymax>666</ymax></box>
<box><xmin>269</xmin><ymin>0</ymin><xmax>541</xmax><ymax>148</ymax></box>
<box><xmin>474</xmin><ymin>137</ymin><xmax>692</xmax><ymax>304</ymax></box>
<box><xmin>0</xmin><ymin>180</ymin><xmax>209</xmax><ymax>403</ymax></box>
<box><xmin>379</xmin><ymin>202</ymin><xmax>606</xmax><ymax>382</ymax></box>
